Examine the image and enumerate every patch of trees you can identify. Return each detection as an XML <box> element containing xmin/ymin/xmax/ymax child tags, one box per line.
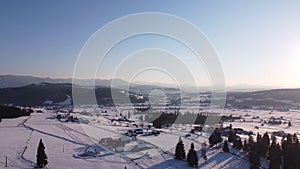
<box><xmin>0</xmin><ymin>105</ymin><xmax>32</xmax><ymax>119</ymax></box>
<box><xmin>244</xmin><ymin>132</ymin><xmax>299</xmax><ymax>169</ymax></box>
<box><xmin>151</xmin><ymin>112</ymin><xmax>241</xmax><ymax>128</ymax></box>
<box><xmin>221</xmin><ymin>114</ymin><xmax>241</xmax><ymax>122</ymax></box>
<box><xmin>175</xmin><ymin>124</ymin><xmax>300</xmax><ymax>169</ymax></box>
<box><xmin>174</xmin><ymin>139</ymin><xmax>199</xmax><ymax>167</ymax></box>
<box><xmin>219</xmin><ymin>124</ymin><xmax>300</xmax><ymax>169</ymax></box>
<box><xmin>281</xmin><ymin>133</ymin><xmax>300</xmax><ymax>169</ymax></box>
<box><xmin>152</xmin><ymin>112</ymin><xmax>179</xmax><ymax>128</ymax></box>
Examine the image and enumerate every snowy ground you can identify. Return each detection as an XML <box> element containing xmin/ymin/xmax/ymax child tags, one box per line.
<box><xmin>0</xmin><ymin>116</ymin><xmax>33</xmax><ymax>169</ymax></box>
<box><xmin>0</xmin><ymin>107</ymin><xmax>299</xmax><ymax>169</ymax></box>
<box><xmin>222</xmin><ymin>109</ymin><xmax>300</xmax><ymax>137</ymax></box>
<box><xmin>1</xmin><ymin>110</ymin><xmax>139</xmax><ymax>169</ymax></box>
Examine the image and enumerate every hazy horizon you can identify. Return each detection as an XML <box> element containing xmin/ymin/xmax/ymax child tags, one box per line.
<box><xmin>0</xmin><ymin>73</ymin><xmax>289</xmax><ymax>90</ymax></box>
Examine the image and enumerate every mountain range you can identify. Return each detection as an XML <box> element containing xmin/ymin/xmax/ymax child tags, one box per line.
<box><xmin>0</xmin><ymin>74</ymin><xmax>275</xmax><ymax>92</ymax></box>
<box><xmin>0</xmin><ymin>74</ymin><xmax>300</xmax><ymax>110</ymax></box>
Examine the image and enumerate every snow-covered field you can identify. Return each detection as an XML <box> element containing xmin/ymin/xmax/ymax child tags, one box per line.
<box><xmin>0</xmin><ymin>107</ymin><xmax>299</xmax><ymax>169</ymax></box>
<box><xmin>1</xmin><ymin>110</ymin><xmax>139</xmax><ymax>169</ymax></box>
<box><xmin>222</xmin><ymin>109</ymin><xmax>300</xmax><ymax>136</ymax></box>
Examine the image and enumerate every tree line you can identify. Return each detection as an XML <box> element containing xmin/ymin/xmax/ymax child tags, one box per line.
<box><xmin>0</xmin><ymin>105</ymin><xmax>32</xmax><ymax>121</ymax></box>
<box><xmin>151</xmin><ymin>112</ymin><xmax>240</xmax><ymax>128</ymax></box>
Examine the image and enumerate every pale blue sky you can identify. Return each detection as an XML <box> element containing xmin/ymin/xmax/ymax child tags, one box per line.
<box><xmin>1</xmin><ymin>0</ymin><xmax>300</xmax><ymax>87</ymax></box>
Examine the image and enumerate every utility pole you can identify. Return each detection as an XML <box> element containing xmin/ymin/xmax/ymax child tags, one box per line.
<box><xmin>5</xmin><ymin>156</ymin><xmax>8</xmax><ymax>167</ymax></box>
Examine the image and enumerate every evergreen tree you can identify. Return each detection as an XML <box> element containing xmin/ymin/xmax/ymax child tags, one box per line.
<box><xmin>228</xmin><ymin>129</ymin><xmax>237</xmax><ymax>143</ymax></box>
<box><xmin>243</xmin><ymin>140</ymin><xmax>249</xmax><ymax>152</ymax></box>
<box><xmin>175</xmin><ymin>137</ymin><xmax>186</xmax><ymax>160</ymax></box>
<box><xmin>209</xmin><ymin>128</ymin><xmax>222</xmax><ymax>146</ymax></box>
<box><xmin>36</xmin><ymin>139</ymin><xmax>48</xmax><ymax>168</ymax></box>
<box><xmin>293</xmin><ymin>133</ymin><xmax>299</xmax><ymax>143</ymax></box>
<box><xmin>259</xmin><ymin>132</ymin><xmax>270</xmax><ymax>156</ymax></box>
<box><xmin>288</xmin><ymin>121</ymin><xmax>292</xmax><ymax>127</ymax></box>
<box><xmin>223</xmin><ymin>140</ymin><xmax>230</xmax><ymax>153</ymax></box>
<box><xmin>268</xmin><ymin>138</ymin><xmax>276</xmax><ymax>158</ymax></box>
<box><xmin>282</xmin><ymin>134</ymin><xmax>293</xmax><ymax>169</ymax></box>
<box><xmin>248</xmin><ymin>135</ymin><xmax>255</xmax><ymax>150</ymax></box>
<box><xmin>249</xmin><ymin>143</ymin><xmax>260</xmax><ymax>169</ymax></box>
<box><xmin>282</xmin><ymin>134</ymin><xmax>299</xmax><ymax>169</ymax></box>
<box><xmin>201</xmin><ymin>142</ymin><xmax>207</xmax><ymax>161</ymax></box>
<box><xmin>248</xmin><ymin>135</ymin><xmax>255</xmax><ymax>144</ymax></box>
<box><xmin>187</xmin><ymin>143</ymin><xmax>198</xmax><ymax>167</ymax></box>
<box><xmin>282</xmin><ymin>136</ymin><xmax>289</xmax><ymax>169</ymax></box>
<box><xmin>256</xmin><ymin>133</ymin><xmax>262</xmax><ymax>143</ymax></box>
<box><xmin>268</xmin><ymin>138</ymin><xmax>281</xmax><ymax>169</ymax></box>
<box><xmin>233</xmin><ymin>138</ymin><xmax>243</xmax><ymax>150</ymax></box>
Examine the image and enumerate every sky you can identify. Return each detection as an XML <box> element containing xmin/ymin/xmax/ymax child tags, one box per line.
<box><xmin>0</xmin><ymin>0</ymin><xmax>300</xmax><ymax>88</ymax></box>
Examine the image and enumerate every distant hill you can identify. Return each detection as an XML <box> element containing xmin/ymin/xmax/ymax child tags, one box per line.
<box><xmin>227</xmin><ymin>88</ymin><xmax>300</xmax><ymax>109</ymax></box>
<box><xmin>0</xmin><ymin>74</ymin><xmax>64</xmax><ymax>88</ymax></box>
<box><xmin>0</xmin><ymin>74</ymin><xmax>129</xmax><ymax>88</ymax></box>
<box><xmin>0</xmin><ymin>83</ymin><xmax>148</xmax><ymax>106</ymax></box>
<box><xmin>0</xmin><ymin>83</ymin><xmax>72</xmax><ymax>106</ymax></box>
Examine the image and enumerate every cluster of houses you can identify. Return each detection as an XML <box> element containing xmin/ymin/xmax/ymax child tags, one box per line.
<box><xmin>267</xmin><ymin>116</ymin><xmax>282</xmax><ymax>125</ymax></box>
<box><xmin>55</xmin><ymin>111</ymin><xmax>79</xmax><ymax>123</ymax></box>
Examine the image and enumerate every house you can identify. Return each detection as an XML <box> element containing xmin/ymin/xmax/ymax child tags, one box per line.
<box><xmin>268</xmin><ymin>117</ymin><xmax>282</xmax><ymax>125</ymax></box>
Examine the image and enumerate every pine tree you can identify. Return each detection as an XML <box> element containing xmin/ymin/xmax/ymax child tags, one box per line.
<box><xmin>282</xmin><ymin>134</ymin><xmax>299</xmax><ymax>169</ymax></box>
<box><xmin>293</xmin><ymin>133</ymin><xmax>299</xmax><ymax>143</ymax></box>
<box><xmin>248</xmin><ymin>135</ymin><xmax>255</xmax><ymax>150</ymax></box>
<box><xmin>249</xmin><ymin>143</ymin><xmax>260</xmax><ymax>169</ymax></box>
<box><xmin>233</xmin><ymin>138</ymin><xmax>243</xmax><ymax>150</ymax></box>
<box><xmin>175</xmin><ymin>137</ymin><xmax>186</xmax><ymax>160</ymax></box>
<box><xmin>259</xmin><ymin>132</ymin><xmax>270</xmax><ymax>156</ymax></box>
<box><xmin>36</xmin><ymin>139</ymin><xmax>48</xmax><ymax>168</ymax></box>
<box><xmin>228</xmin><ymin>129</ymin><xmax>237</xmax><ymax>143</ymax></box>
<box><xmin>243</xmin><ymin>140</ymin><xmax>248</xmax><ymax>152</ymax></box>
<box><xmin>268</xmin><ymin>138</ymin><xmax>276</xmax><ymax>157</ymax></box>
<box><xmin>248</xmin><ymin>135</ymin><xmax>255</xmax><ymax>144</ymax></box>
<box><xmin>209</xmin><ymin>128</ymin><xmax>222</xmax><ymax>146</ymax></box>
<box><xmin>282</xmin><ymin>134</ymin><xmax>293</xmax><ymax>169</ymax></box>
<box><xmin>223</xmin><ymin>140</ymin><xmax>229</xmax><ymax>153</ymax></box>
<box><xmin>268</xmin><ymin>138</ymin><xmax>281</xmax><ymax>169</ymax></box>
<box><xmin>256</xmin><ymin>133</ymin><xmax>262</xmax><ymax>143</ymax></box>
<box><xmin>187</xmin><ymin>143</ymin><xmax>198</xmax><ymax>167</ymax></box>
